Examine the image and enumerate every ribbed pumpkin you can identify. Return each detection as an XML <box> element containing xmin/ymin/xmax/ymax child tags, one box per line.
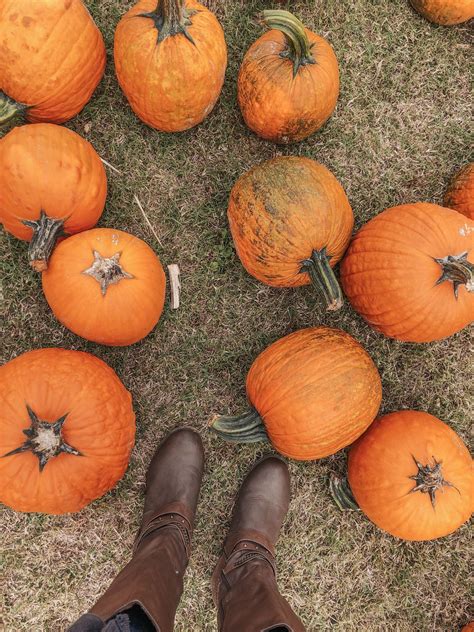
<box><xmin>114</xmin><ymin>0</ymin><xmax>227</xmax><ymax>132</ymax></box>
<box><xmin>462</xmin><ymin>623</ymin><xmax>474</xmax><ymax>631</ymax></box>
<box><xmin>410</xmin><ymin>0</ymin><xmax>474</xmax><ymax>24</ymax></box>
<box><xmin>0</xmin><ymin>0</ymin><xmax>105</xmax><ymax>125</ymax></box>
<box><xmin>211</xmin><ymin>327</ymin><xmax>382</xmax><ymax>461</ymax></box>
<box><xmin>341</xmin><ymin>203</ymin><xmax>474</xmax><ymax>342</ymax></box>
<box><xmin>228</xmin><ymin>156</ymin><xmax>354</xmax><ymax>310</ymax></box>
<box><xmin>42</xmin><ymin>228</ymin><xmax>166</xmax><ymax>346</ymax></box>
<box><xmin>347</xmin><ymin>411</ymin><xmax>473</xmax><ymax>541</ymax></box>
<box><xmin>0</xmin><ymin>348</ymin><xmax>135</xmax><ymax>514</ymax></box>
<box><xmin>238</xmin><ymin>10</ymin><xmax>339</xmax><ymax>144</ymax></box>
<box><xmin>444</xmin><ymin>164</ymin><xmax>474</xmax><ymax>220</ymax></box>
<box><xmin>0</xmin><ymin>124</ymin><xmax>107</xmax><ymax>271</ymax></box>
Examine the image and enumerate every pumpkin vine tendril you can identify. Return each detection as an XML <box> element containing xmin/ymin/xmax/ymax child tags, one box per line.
<box><xmin>435</xmin><ymin>251</ymin><xmax>474</xmax><ymax>298</ymax></box>
<box><xmin>2</xmin><ymin>405</ymin><xmax>82</xmax><ymax>472</ymax></box>
<box><xmin>140</xmin><ymin>0</ymin><xmax>197</xmax><ymax>45</ymax></box>
<box><xmin>83</xmin><ymin>250</ymin><xmax>134</xmax><ymax>296</ymax></box>
<box><xmin>409</xmin><ymin>456</ymin><xmax>459</xmax><ymax>508</ymax></box>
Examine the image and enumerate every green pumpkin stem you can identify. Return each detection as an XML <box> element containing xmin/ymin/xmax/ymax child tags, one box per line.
<box><xmin>210</xmin><ymin>408</ymin><xmax>269</xmax><ymax>443</ymax></box>
<box><xmin>261</xmin><ymin>10</ymin><xmax>315</xmax><ymax>77</ymax></box>
<box><xmin>0</xmin><ymin>91</ymin><xmax>27</xmax><ymax>128</ymax></box>
<box><xmin>329</xmin><ymin>474</ymin><xmax>360</xmax><ymax>511</ymax></box>
<box><xmin>300</xmin><ymin>247</ymin><xmax>344</xmax><ymax>311</ymax></box>
<box><xmin>141</xmin><ymin>0</ymin><xmax>196</xmax><ymax>44</ymax></box>
<box><xmin>435</xmin><ymin>252</ymin><xmax>474</xmax><ymax>298</ymax></box>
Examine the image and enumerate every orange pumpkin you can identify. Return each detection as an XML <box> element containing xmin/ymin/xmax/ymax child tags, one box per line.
<box><xmin>228</xmin><ymin>156</ymin><xmax>353</xmax><ymax>310</ymax></box>
<box><xmin>42</xmin><ymin>228</ymin><xmax>166</xmax><ymax>346</ymax></box>
<box><xmin>238</xmin><ymin>10</ymin><xmax>339</xmax><ymax>144</ymax></box>
<box><xmin>114</xmin><ymin>0</ymin><xmax>227</xmax><ymax>132</ymax></box>
<box><xmin>211</xmin><ymin>327</ymin><xmax>382</xmax><ymax>461</ymax></box>
<box><xmin>410</xmin><ymin>0</ymin><xmax>474</xmax><ymax>24</ymax></box>
<box><xmin>444</xmin><ymin>164</ymin><xmax>474</xmax><ymax>220</ymax></box>
<box><xmin>0</xmin><ymin>0</ymin><xmax>105</xmax><ymax>125</ymax></box>
<box><xmin>347</xmin><ymin>411</ymin><xmax>473</xmax><ymax>541</ymax></box>
<box><xmin>0</xmin><ymin>124</ymin><xmax>107</xmax><ymax>271</ymax></box>
<box><xmin>340</xmin><ymin>203</ymin><xmax>474</xmax><ymax>342</ymax></box>
<box><xmin>0</xmin><ymin>348</ymin><xmax>135</xmax><ymax>514</ymax></box>
<box><xmin>461</xmin><ymin>624</ymin><xmax>474</xmax><ymax>631</ymax></box>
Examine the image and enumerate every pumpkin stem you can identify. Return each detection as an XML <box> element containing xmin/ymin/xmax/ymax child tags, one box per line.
<box><xmin>300</xmin><ymin>247</ymin><xmax>344</xmax><ymax>311</ymax></box>
<box><xmin>409</xmin><ymin>456</ymin><xmax>459</xmax><ymax>508</ymax></box>
<box><xmin>329</xmin><ymin>474</ymin><xmax>360</xmax><ymax>511</ymax></box>
<box><xmin>261</xmin><ymin>10</ymin><xmax>315</xmax><ymax>78</ymax></box>
<box><xmin>435</xmin><ymin>251</ymin><xmax>474</xmax><ymax>298</ymax></box>
<box><xmin>210</xmin><ymin>408</ymin><xmax>269</xmax><ymax>443</ymax></box>
<box><xmin>82</xmin><ymin>250</ymin><xmax>134</xmax><ymax>296</ymax></box>
<box><xmin>1</xmin><ymin>405</ymin><xmax>82</xmax><ymax>472</ymax></box>
<box><xmin>23</xmin><ymin>211</ymin><xmax>65</xmax><ymax>272</ymax></box>
<box><xmin>0</xmin><ymin>91</ymin><xmax>27</xmax><ymax>127</ymax></box>
<box><xmin>141</xmin><ymin>0</ymin><xmax>196</xmax><ymax>44</ymax></box>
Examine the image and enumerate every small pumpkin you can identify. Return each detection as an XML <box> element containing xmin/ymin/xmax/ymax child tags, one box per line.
<box><xmin>346</xmin><ymin>410</ymin><xmax>473</xmax><ymax>541</ymax></box>
<box><xmin>114</xmin><ymin>0</ymin><xmax>227</xmax><ymax>132</ymax></box>
<box><xmin>462</xmin><ymin>624</ymin><xmax>474</xmax><ymax>631</ymax></box>
<box><xmin>0</xmin><ymin>0</ymin><xmax>106</xmax><ymax>126</ymax></box>
<box><xmin>0</xmin><ymin>348</ymin><xmax>135</xmax><ymax>514</ymax></box>
<box><xmin>444</xmin><ymin>163</ymin><xmax>474</xmax><ymax>220</ymax></box>
<box><xmin>42</xmin><ymin>228</ymin><xmax>166</xmax><ymax>346</ymax></box>
<box><xmin>211</xmin><ymin>327</ymin><xmax>382</xmax><ymax>461</ymax></box>
<box><xmin>0</xmin><ymin>123</ymin><xmax>107</xmax><ymax>271</ymax></box>
<box><xmin>410</xmin><ymin>0</ymin><xmax>474</xmax><ymax>25</ymax></box>
<box><xmin>228</xmin><ymin>156</ymin><xmax>354</xmax><ymax>310</ymax></box>
<box><xmin>238</xmin><ymin>10</ymin><xmax>339</xmax><ymax>144</ymax></box>
<box><xmin>340</xmin><ymin>203</ymin><xmax>474</xmax><ymax>342</ymax></box>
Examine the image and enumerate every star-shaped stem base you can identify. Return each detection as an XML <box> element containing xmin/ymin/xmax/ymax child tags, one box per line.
<box><xmin>83</xmin><ymin>250</ymin><xmax>133</xmax><ymax>296</ymax></box>
<box><xmin>409</xmin><ymin>456</ymin><xmax>459</xmax><ymax>508</ymax></box>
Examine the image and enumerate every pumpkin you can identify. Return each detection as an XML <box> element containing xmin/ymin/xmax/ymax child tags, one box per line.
<box><xmin>462</xmin><ymin>624</ymin><xmax>474</xmax><ymax>631</ymax></box>
<box><xmin>114</xmin><ymin>0</ymin><xmax>227</xmax><ymax>132</ymax></box>
<box><xmin>42</xmin><ymin>228</ymin><xmax>166</xmax><ymax>346</ymax></box>
<box><xmin>340</xmin><ymin>203</ymin><xmax>474</xmax><ymax>343</ymax></box>
<box><xmin>410</xmin><ymin>0</ymin><xmax>474</xmax><ymax>25</ymax></box>
<box><xmin>444</xmin><ymin>164</ymin><xmax>474</xmax><ymax>220</ymax></box>
<box><xmin>237</xmin><ymin>10</ymin><xmax>339</xmax><ymax>144</ymax></box>
<box><xmin>0</xmin><ymin>123</ymin><xmax>107</xmax><ymax>271</ymax></box>
<box><xmin>0</xmin><ymin>0</ymin><xmax>105</xmax><ymax>126</ymax></box>
<box><xmin>211</xmin><ymin>327</ymin><xmax>382</xmax><ymax>461</ymax></box>
<box><xmin>228</xmin><ymin>156</ymin><xmax>353</xmax><ymax>310</ymax></box>
<box><xmin>0</xmin><ymin>348</ymin><xmax>135</xmax><ymax>514</ymax></box>
<box><xmin>346</xmin><ymin>411</ymin><xmax>473</xmax><ymax>541</ymax></box>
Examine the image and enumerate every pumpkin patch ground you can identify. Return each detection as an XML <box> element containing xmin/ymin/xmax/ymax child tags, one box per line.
<box><xmin>0</xmin><ymin>1</ymin><xmax>472</xmax><ymax>630</ymax></box>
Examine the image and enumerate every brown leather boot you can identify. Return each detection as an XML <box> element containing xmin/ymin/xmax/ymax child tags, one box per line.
<box><xmin>212</xmin><ymin>456</ymin><xmax>306</xmax><ymax>632</ymax></box>
<box><xmin>69</xmin><ymin>427</ymin><xmax>204</xmax><ymax>632</ymax></box>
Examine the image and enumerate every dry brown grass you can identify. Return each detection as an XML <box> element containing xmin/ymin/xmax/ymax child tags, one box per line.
<box><xmin>0</xmin><ymin>1</ymin><xmax>473</xmax><ymax>630</ymax></box>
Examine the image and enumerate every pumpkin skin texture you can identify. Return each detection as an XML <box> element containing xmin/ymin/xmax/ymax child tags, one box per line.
<box><xmin>340</xmin><ymin>203</ymin><xmax>474</xmax><ymax>343</ymax></box>
<box><xmin>348</xmin><ymin>411</ymin><xmax>473</xmax><ymax>541</ymax></box>
<box><xmin>0</xmin><ymin>348</ymin><xmax>135</xmax><ymax>514</ymax></box>
<box><xmin>238</xmin><ymin>10</ymin><xmax>339</xmax><ymax>144</ymax></box>
<box><xmin>0</xmin><ymin>0</ymin><xmax>106</xmax><ymax>125</ymax></box>
<box><xmin>228</xmin><ymin>156</ymin><xmax>353</xmax><ymax>310</ymax></box>
<box><xmin>42</xmin><ymin>228</ymin><xmax>166</xmax><ymax>346</ymax></box>
<box><xmin>410</xmin><ymin>0</ymin><xmax>474</xmax><ymax>25</ymax></box>
<box><xmin>0</xmin><ymin>123</ymin><xmax>107</xmax><ymax>271</ymax></box>
<box><xmin>444</xmin><ymin>163</ymin><xmax>474</xmax><ymax>220</ymax></box>
<box><xmin>114</xmin><ymin>0</ymin><xmax>227</xmax><ymax>132</ymax></box>
<box><xmin>212</xmin><ymin>327</ymin><xmax>382</xmax><ymax>461</ymax></box>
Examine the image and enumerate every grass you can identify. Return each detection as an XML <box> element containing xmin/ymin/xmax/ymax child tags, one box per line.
<box><xmin>0</xmin><ymin>0</ymin><xmax>473</xmax><ymax>630</ymax></box>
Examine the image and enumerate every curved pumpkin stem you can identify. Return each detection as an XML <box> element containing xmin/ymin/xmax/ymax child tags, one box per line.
<box><xmin>210</xmin><ymin>408</ymin><xmax>269</xmax><ymax>443</ymax></box>
<box><xmin>141</xmin><ymin>0</ymin><xmax>196</xmax><ymax>44</ymax></box>
<box><xmin>0</xmin><ymin>91</ymin><xmax>27</xmax><ymax>127</ymax></box>
<box><xmin>300</xmin><ymin>248</ymin><xmax>344</xmax><ymax>311</ymax></box>
<box><xmin>23</xmin><ymin>211</ymin><xmax>65</xmax><ymax>272</ymax></box>
<box><xmin>261</xmin><ymin>10</ymin><xmax>315</xmax><ymax>77</ymax></box>
<box><xmin>329</xmin><ymin>474</ymin><xmax>360</xmax><ymax>511</ymax></box>
<box><xmin>435</xmin><ymin>252</ymin><xmax>474</xmax><ymax>298</ymax></box>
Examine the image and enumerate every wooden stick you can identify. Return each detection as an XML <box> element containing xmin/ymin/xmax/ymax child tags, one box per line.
<box><xmin>167</xmin><ymin>264</ymin><xmax>181</xmax><ymax>310</ymax></box>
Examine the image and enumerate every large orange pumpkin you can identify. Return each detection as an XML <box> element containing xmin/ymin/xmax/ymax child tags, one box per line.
<box><xmin>114</xmin><ymin>0</ymin><xmax>227</xmax><ymax>132</ymax></box>
<box><xmin>228</xmin><ymin>156</ymin><xmax>353</xmax><ymax>310</ymax></box>
<box><xmin>0</xmin><ymin>0</ymin><xmax>106</xmax><ymax>125</ymax></box>
<box><xmin>0</xmin><ymin>124</ymin><xmax>107</xmax><ymax>271</ymax></box>
<box><xmin>0</xmin><ymin>348</ymin><xmax>135</xmax><ymax>514</ymax></box>
<box><xmin>347</xmin><ymin>411</ymin><xmax>473</xmax><ymax>541</ymax></box>
<box><xmin>340</xmin><ymin>203</ymin><xmax>474</xmax><ymax>342</ymax></box>
<box><xmin>211</xmin><ymin>327</ymin><xmax>382</xmax><ymax>461</ymax></box>
<box><xmin>238</xmin><ymin>10</ymin><xmax>339</xmax><ymax>144</ymax></box>
<box><xmin>444</xmin><ymin>164</ymin><xmax>474</xmax><ymax>221</ymax></box>
<box><xmin>410</xmin><ymin>0</ymin><xmax>474</xmax><ymax>24</ymax></box>
<box><xmin>42</xmin><ymin>228</ymin><xmax>166</xmax><ymax>346</ymax></box>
